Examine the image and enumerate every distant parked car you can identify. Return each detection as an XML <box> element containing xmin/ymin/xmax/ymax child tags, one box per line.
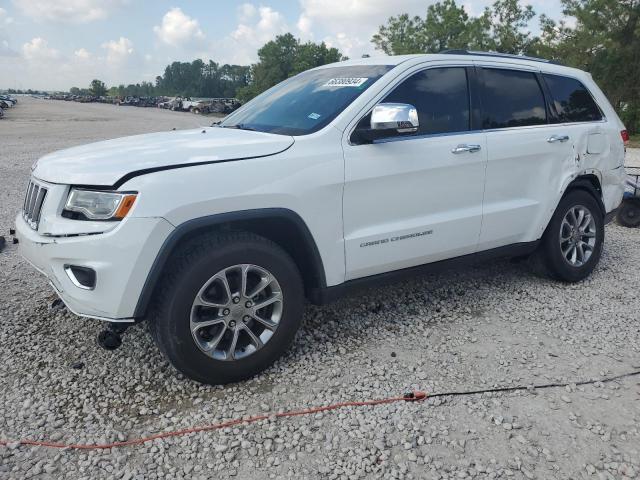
<box><xmin>138</xmin><ymin>97</ymin><xmax>162</xmax><ymax>107</ymax></box>
<box><xmin>0</xmin><ymin>95</ymin><xmax>17</xmax><ymax>105</ymax></box>
<box><xmin>119</xmin><ymin>96</ymin><xmax>140</xmax><ymax>107</ymax></box>
<box><xmin>168</xmin><ymin>98</ymin><xmax>183</xmax><ymax>111</ymax></box>
<box><xmin>208</xmin><ymin>98</ymin><xmax>242</xmax><ymax>114</ymax></box>
<box><xmin>186</xmin><ymin>100</ymin><xmax>211</xmax><ymax>114</ymax></box>
<box><xmin>0</xmin><ymin>95</ymin><xmax>16</xmax><ymax>108</ymax></box>
<box><xmin>0</xmin><ymin>106</ymin><xmax>3</xmax><ymax>119</ymax></box>
<box><xmin>157</xmin><ymin>98</ymin><xmax>173</xmax><ymax>109</ymax></box>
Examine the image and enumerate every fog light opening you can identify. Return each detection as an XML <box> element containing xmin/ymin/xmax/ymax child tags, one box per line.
<box><xmin>64</xmin><ymin>265</ymin><xmax>96</xmax><ymax>290</ymax></box>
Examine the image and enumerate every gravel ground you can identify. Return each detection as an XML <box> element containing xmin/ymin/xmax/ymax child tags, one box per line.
<box><xmin>1</xmin><ymin>98</ymin><xmax>639</xmax><ymax>480</ymax></box>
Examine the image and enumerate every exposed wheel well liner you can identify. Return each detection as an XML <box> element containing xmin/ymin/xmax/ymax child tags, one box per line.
<box><xmin>133</xmin><ymin>208</ymin><xmax>326</xmax><ymax>318</ymax></box>
<box><xmin>563</xmin><ymin>174</ymin><xmax>605</xmax><ymax>215</ymax></box>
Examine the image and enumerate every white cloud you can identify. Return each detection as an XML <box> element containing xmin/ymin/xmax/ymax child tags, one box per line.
<box><xmin>0</xmin><ymin>7</ymin><xmax>14</xmax><ymax>25</ymax></box>
<box><xmin>296</xmin><ymin>14</ymin><xmax>313</xmax><ymax>39</ymax></box>
<box><xmin>298</xmin><ymin>0</ymin><xmax>428</xmax><ymax>57</ymax></box>
<box><xmin>73</xmin><ymin>47</ymin><xmax>90</xmax><ymax>60</ymax></box>
<box><xmin>205</xmin><ymin>4</ymin><xmax>291</xmax><ymax>65</ymax></box>
<box><xmin>0</xmin><ymin>8</ymin><xmax>16</xmax><ymax>56</ymax></box>
<box><xmin>299</xmin><ymin>0</ymin><xmax>426</xmax><ymax>26</ymax></box>
<box><xmin>101</xmin><ymin>36</ymin><xmax>133</xmax><ymax>65</ymax></box>
<box><xmin>220</xmin><ymin>5</ymin><xmax>288</xmax><ymax>63</ymax></box>
<box><xmin>22</xmin><ymin>37</ymin><xmax>60</xmax><ymax>60</ymax></box>
<box><xmin>13</xmin><ymin>0</ymin><xmax>127</xmax><ymax>23</ymax></box>
<box><xmin>238</xmin><ymin>3</ymin><xmax>257</xmax><ymax>22</ymax></box>
<box><xmin>231</xmin><ymin>6</ymin><xmax>287</xmax><ymax>45</ymax></box>
<box><xmin>323</xmin><ymin>32</ymin><xmax>368</xmax><ymax>57</ymax></box>
<box><xmin>153</xmin><ymin>7</ymin><xmax>204</xmax><ymax>47</ymax></box>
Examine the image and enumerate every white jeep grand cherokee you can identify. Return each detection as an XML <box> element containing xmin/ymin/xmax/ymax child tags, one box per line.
<box><xmin>16</xmin><ymin>52</ymin><xmax>627</xmax><ymax>384</ymax></box>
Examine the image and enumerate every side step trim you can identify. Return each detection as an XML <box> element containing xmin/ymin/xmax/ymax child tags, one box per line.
<box><xmin>309</xmin><ymin>241</ymin><xmax>540</xmax><ymax>305</ymax></box>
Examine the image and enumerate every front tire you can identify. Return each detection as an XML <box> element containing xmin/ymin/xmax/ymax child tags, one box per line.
<box><xmin>534</xmin><ymin>189</ymin><xmax>604</xmax><ymax>282</ymax></box>
<box><xmin>149</xmin><ymin>231</ymin><xmax>305</xmax><ymax>385</ymax></box>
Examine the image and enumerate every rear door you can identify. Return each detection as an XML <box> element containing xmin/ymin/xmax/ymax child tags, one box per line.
<box><xmin>476</xmin><ymin>65</ymin><xmax>575</xmax><ymax>250</ymax></box>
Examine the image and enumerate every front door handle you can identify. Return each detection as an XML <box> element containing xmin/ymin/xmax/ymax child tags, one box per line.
<box><xmin>547</xmin><ymin>134</ymin><xmax>570</xmax><ymax>143</ymax></box>
<box><xmin>452</xmin><ymin>144</ymin><xmax>481</xmax><ymax>154</ymax></box>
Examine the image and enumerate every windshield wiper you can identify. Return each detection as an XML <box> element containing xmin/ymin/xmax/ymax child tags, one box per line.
<box><xmin>221</xmin><ymin>123</ymin><xmax>259</xmax><ymax>132</ymax></box>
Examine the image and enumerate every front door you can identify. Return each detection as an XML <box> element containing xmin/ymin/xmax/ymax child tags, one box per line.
<box><xmin>342</xmin><ymin>66</ymin><xmax>487</xmax><ymax>280</ymax></box>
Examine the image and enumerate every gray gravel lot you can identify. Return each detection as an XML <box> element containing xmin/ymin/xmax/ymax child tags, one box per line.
<box><xmin>1</xmin><ymin>98</ymin><xmax>639</xmax><ymax>479</ymax></box>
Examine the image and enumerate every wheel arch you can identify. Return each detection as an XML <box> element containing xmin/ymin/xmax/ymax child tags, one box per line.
<box><xmin>562</xmin><ymin>173</ymin><xmax>605</xmax><ymax>216</ymax></box>
<box><xmin>134</xmin><ymin>208</ymin><xmax>327</xmax><ymax>318</ymax></box>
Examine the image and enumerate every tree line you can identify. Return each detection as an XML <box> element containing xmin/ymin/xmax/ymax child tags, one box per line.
<box><xmin>71</xmin><ymin>34</ymin><xmax>343</xmax><ymax>103</ymax></box>
<box><xmin>68</xmin><ymin>0</ymin><xmax>637</xmax><ymax>133</ymax></box>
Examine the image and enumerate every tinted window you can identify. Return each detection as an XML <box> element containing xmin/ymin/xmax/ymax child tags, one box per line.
<box><xmin>480</xmin><ymin>69</ymin><xmax>547</xmax><ymax>129</ymax></box>
<box><xmin>220</xmin><ymin>65</ymin><xmax>392</xmax><ymax>136</ymax></box>
<box><xmin>382</xmin><ymin>67</ymin><xmax>470</xmax><ymax>135</ymax></box>
<box><xmin>543</xmin><ymin>74</ymin><xmax>602</xmax><ymax>123</ymax></box>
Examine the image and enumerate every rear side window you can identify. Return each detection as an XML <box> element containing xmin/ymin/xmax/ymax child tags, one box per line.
<box><xmin>543</xmin><ymin>74</ymin><xmax>602</xmax><ymax>123</ymax></box>
<box><xmin>382</xmin><ymin>67</ymin><xmax>470</xmax><ymax>135</ymax></box>
<box><xmin>480</xmin><ymin>68</ymin><xmax>547</xmax><ymax>129</ymax></box>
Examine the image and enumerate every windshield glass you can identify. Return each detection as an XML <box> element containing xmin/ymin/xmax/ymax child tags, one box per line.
<box><xmin>220</xmin><ymin>65</ymin><xmax>392</xmax><ymax>136</ymax></box>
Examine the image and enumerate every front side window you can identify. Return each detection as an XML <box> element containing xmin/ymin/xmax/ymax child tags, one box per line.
<box><xmin>543</xmin><ymin>74</ymin><xmax>603</xmax><ymax>123</ymax></box>
<box><xmin>219</xmin><ymin>65</ymin><xmax>392</xmax><ymax>136</ymax></box>
<box><xmin>382</xmin><ymin>67</ymin><xmax>470</xmax><ymax>136</ymax></box>
<box><xmin>480</xmin><ymin>68</ymin><xmax>547</xmax><ymax>129</ymax></box>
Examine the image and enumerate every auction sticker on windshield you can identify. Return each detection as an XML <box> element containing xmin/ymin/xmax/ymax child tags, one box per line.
<box><xmin>323</xmin><ymin>78</ymin><xmax>369</xmax><ymax>88</ymax></box>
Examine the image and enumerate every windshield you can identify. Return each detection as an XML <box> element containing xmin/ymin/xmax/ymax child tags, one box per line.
<box><xmin>220</xmin><ymin>65</ymin><xmax>392</xmax><ymax>136</ymax></box>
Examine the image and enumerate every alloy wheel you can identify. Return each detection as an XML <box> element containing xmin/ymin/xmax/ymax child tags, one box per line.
<box><xmin>559</xmin><ymin>205</ymin><xmax>597</xmax><ymax>267</ymax></box>
<box><xmin>190</xmin><ymin>264</ymin><xmax>283</xmax><ymax>361</ymax></box>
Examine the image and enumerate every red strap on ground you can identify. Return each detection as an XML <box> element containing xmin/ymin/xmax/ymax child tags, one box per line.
<box><xmin>0</xmin><ymin>390</ymin><xmax>427</xmax><ymax>450</ymax></box>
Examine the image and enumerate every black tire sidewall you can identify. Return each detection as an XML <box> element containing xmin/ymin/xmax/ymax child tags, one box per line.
<box><xmin>617</xmin><ymin>199</ymin><xmax>640</xmax><ymax>228</ymax></box>
<box><xmin>157</xmin><ymin>238</ymin><xmax>304</xmax><ymax>384</ymax></box>
<box><xmin>542</xmin><ymin>190</ymin><xmax>604</xmax><ymax>282</ymax></box>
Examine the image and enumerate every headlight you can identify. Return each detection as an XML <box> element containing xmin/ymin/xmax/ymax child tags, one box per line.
<box><xmin>64</xmin><ymin>189</ymin><xmax>137</xmax><ymax>220</ymax></box>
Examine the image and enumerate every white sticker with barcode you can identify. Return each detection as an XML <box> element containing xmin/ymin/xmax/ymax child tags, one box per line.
<box><xmin>322</xmin><ymin>77</ymin><xmax>369</xmax><ymax>88</ymax></box>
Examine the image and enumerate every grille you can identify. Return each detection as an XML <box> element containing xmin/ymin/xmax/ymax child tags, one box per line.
<box><xmin>22</xmin><ymin>180</ymin><xmax>48</xmax><ymax>230</ymax></box>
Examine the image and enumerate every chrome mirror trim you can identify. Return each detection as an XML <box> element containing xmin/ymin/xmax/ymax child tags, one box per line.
<box><xmin>371</xmin><ymin>103</ymin><xmax>419</xmax><ymax>133</ymax></box>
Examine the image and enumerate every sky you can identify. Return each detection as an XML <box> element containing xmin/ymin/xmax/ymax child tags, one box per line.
<box><xmin>0</xmin><ymin>0</ymin><xmax>567</xmax><ymax>91</ymax></box>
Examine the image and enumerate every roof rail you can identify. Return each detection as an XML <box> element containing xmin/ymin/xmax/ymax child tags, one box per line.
<box><xmin>439</xmin><ymin>49</ymin><xmax>563</xmax><ymax>66</ymax></box>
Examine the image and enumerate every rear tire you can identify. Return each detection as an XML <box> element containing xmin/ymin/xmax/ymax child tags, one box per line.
<box><xmin>533</xmin><ymin>189</ymin><xmax>604</xmax><ymax>282</ymax></box>
<box><xmin>148</xmin><ymin>231</ymin><xmax>304</xmax><ymax>385</ymax></box>
<box><xmin>616</xmin><ymin>198</ymin><xmax>640</xmax><ymax>228</ymax></box>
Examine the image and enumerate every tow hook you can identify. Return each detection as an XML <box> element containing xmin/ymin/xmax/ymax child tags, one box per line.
<box><xmin>97</xmin><ymin>323</ymin><xmax>129</xmax><ymax>351</ymax></box>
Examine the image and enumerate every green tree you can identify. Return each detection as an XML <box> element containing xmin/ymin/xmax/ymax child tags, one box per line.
<box><xmin>532</xmin><ymin>0</ymin><xmax>640</xmax><ymax>132</ymax></box>
<box><xmin>372</xmin><ymin>0</ymin><xmax>535</xmax><ymax>55</ymax></box>
<box><xmin>153</xmin><ymin>59</ymin><xmax>250</xmax><ymax>98</ymax></box>
<box><xmin>490</xmin><ymin>0</ymin><xmax>536</xmax><ymax>53</ymax></box>
<box><xmin>373</xmin><ymin>0</ymin><xmax>493</xmax><ymax>54</ymax></box>
<box><xmin>89</xmin><ymin>79</ymin><xmax>107</xmax><ymax>96</ymax></box>
<box><xmin>237</xmin><ymin>33</ymin><xmax>344</xmax><ymax>102</ymax></box>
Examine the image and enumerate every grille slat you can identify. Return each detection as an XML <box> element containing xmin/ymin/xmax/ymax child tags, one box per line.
<box><xmin>22</xmin><ymin>180</ymin><xmax>48</xmax><ymax>230</ymax></box>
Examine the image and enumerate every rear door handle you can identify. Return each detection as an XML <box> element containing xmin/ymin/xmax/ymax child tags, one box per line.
<box><xmin>547</xmin><ymin>134</ymin><xmax>570</xmax><ymax>143</ymax></box>
<box><xmin>451</xmin><ymin>144</ymin><xmax>481</xmax><ymax>154</ymax></box>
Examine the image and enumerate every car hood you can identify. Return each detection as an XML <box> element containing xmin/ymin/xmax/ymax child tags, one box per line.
<box><xmin>32</xmin><ymin>127</ymin><xmax>295</xmax><ymax>187</ymax></box>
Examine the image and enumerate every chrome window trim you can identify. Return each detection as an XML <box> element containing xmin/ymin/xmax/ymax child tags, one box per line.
<box><xmin>370</xmin><ymin>129</ymin><xmax>484</xmax><ymax>145</ymax></box>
